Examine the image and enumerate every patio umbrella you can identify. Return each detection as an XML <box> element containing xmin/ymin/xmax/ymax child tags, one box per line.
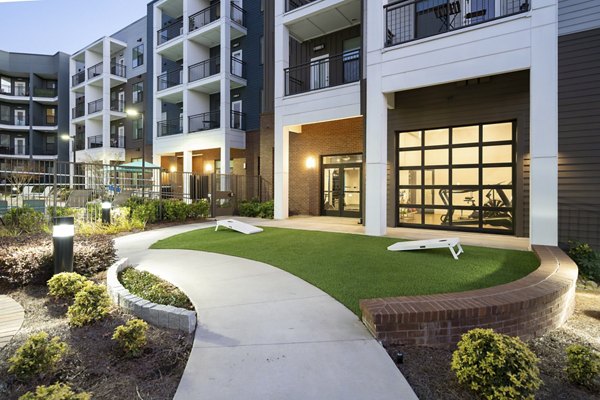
<box><xmin>115</xmin><ymin>160</ymin><xmax>162</xmax><ymax>173</ymax></box>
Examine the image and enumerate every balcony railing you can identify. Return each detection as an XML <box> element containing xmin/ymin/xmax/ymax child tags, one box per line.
<box><xmin>384</xmin><ymin>0</ymin><xmax>531</xmax><ymax>47</ymax></box>
<box><xmin>157</xmin><ymin>117</ymin><xmax>183</xmax><ymax>137</ymax></box>
<box><xmin>34</xmin><ymin>87</ymin><xmax>57</xmax><ymax>97</ymax></box>
<box><xmin>157</xmin><ymin>68</ymin><xmax>183</xmax><ymax>91</ymax></box>
<box><xmin>157</xmin><ymin>16</ymin><xmax>184</xmax><ymax>45</ymax></box>
<box><xmin>189</xmin><ymin>57</ymin><xmax>220</xmax><ymax>82</ymax></box>
<box><xmin>0</xmin><ymin>143</ymin><xmax>28</xmax><ymax>156</ymax></box>
<box><xmin>110</xmin><ymin>134</ymin><xmax>125</xmax><ymax>148</ymax></box>
<box><xmin>189</xmin><ymin>111</ymin><xmax>220</xmax><ymax>133</ymax></box>
<box><xmin>72</xmin><ymin>104</ymin><xmax>85</xmax><ymax>119</ymax></box>
<box><xmin>88</xmin><ymin>135</ymin><xmax>103</xmax><ymax>149</ymax></box>
<box><xmin>88</xmin><ymin>62</ymin><xmax>103</xmax><ymax>79</ymax></box>
<box><xmin>110</xmin><ymin>99</ymin><xmax>126</xmax><ymax>112</ymax></box>
<box><xmin>231</xmin><ymin>2</ymin><xmax>246</xmax><ymax>27</ymax></box>
<box><xmin>230</xmin><ymin>110</ymin><xmax>246</xmax><ymax>130</ymax></box>
<box><xmin>189</xmin><ymin>2</ymin><xmax>220</xmax><ymax>32</ymax></box>
<box><xmin>88</xmin><ymin>99</ymin><xmax>103</xmax><ymax>114</ymax></box>
<box><xmin>75</xmin><ymin>134</ymin><xmax>85</xmax><ymax>151</ymax></box>
<box><xmin>110</xmin><ymin>63</ymin><xmax>127</xmax><ymax>78</ymax></box>
<box><xmin>284</xmin><ymin>50</ymin><xmax>361</xmax><ymax>96</ymax></box>
<box><xmin>34</xmin><ymin>118</ymin><xmax>57</xmax><ymax>126</ymax></box>
<box><xmin>285</xmin><ymin>0</ymin><xmax>317</xmax><ymax>12</ymax></box>
<box><xmin>231</xmin><ymin>57</ymin><xmax>246</xmax><ymax>79</ymax></box>
<box><xmin>14</xmin><ymin>87</ymin><xmax>29</xmax><ymax>97</ymax></box>
<box><xmin>41</xmin><ymin>143</ymin><xmax>57</xmax><ymax>155</ymax></box>
<box><xmin>13</xmin><ymin>116</ymin><xmax>29</xmax><ymax>127</ymax></box>
<box><xmin>72</xmin><ymin>71</ymin><xmax>85</xmax><ymax>87</ymax></box>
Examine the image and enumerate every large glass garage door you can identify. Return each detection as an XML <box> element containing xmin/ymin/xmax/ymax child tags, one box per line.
<box><xmin>397</xmin><ymin>122</ymin><xmax>515</xmax><ymax>233</ymax></box>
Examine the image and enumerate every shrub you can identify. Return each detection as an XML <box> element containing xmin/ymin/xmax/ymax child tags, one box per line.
<box><xmin>132</xmin><ymin>200</ymin><xmax>159</xmax><ymax>226</ymax></box>
<box><xmin>72</xmin><ymin>235</ymin><xmax>117</xmax><ymax>276</ymax></box>
<box><xmin>47</xmin><ymin>272</ymin><xmax>88</xmax><ymax>298</ymax></box>
<box><xmin>3</xmin><ymin>207</ymin><xmax>47</xmax><ymax>235</ymax></box>
<box><xmin>47</xmin><ymin>206</ymin><xmax>77</xmax><ymax>217</ymax></box>
<box><xmin>451</xmin><ymin>328</ymin><xmax>542</xmax><ymax>400</ymax></box>
<box><xmin>19</xmin><ymin>382</ymin><xmax>91</xmax><ymax>400</ymax></box>
<box><xmin>568</xmin><ymin>241</ymin><xmax>600</xmax><ymax>283</ymax></box>
<box><xmin>188</xmin><ymin>199</ymin><xmax>209</xmax><ymax>219</ymax></box>
<box><xmin>238</xmin><ymin>199</ymin><xmax>273</xmax><ymax>219</ymax></box>
<box><xmin>163</xmin><ymin>199</ymin><xmax>188</xmax><ymax>222</ymax></box>
<box><xmin>67</xmin><ymin>281</ymin><xmax>111</xmax><ymax>327</ymax></box>
<box><xmin>259</xmin><ymin>200</ymin><xmax>274</xmax><ymax>219</ymax></box>
<box><xmin>119</xmin><ymin>267</ymin><xmax>193</xmax><ymax>309</ymax></box>
<box><xmin>112</xmin><ymin>319</ymin><xmax>149</xmax><ymax>357</ymax></box>
<box><xmin>8</xmin><ymin>332</ymin><xmax>68</xmax><ymax>379</ymax></box>
<box><xmin>565</xmin><ymin>344</ymin><xmax>599</xmax><ymax>386</ymax></box>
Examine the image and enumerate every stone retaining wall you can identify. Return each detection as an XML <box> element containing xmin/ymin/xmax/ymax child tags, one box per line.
<box><xmin>359</xmin><ymin>246</ymin><xmax>578</xmax><ymax>347</ymax></box>
<box><xmin>107</xmin><ymin>258</ymin><xmax>196</xmax><ymax>333</ymax></box>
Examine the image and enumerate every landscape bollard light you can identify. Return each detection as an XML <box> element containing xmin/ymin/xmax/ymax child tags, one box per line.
<box><xmin>101</xmin><ymin>201</ymin><xmax>111</xmax><ymax>224</ymax></box>
<box><xmin>53</xmin><ymin>217</ymin><xmax>74</xmax><ymax>275</ymax></box>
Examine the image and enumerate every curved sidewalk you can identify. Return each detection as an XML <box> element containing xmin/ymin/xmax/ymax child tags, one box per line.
<box><xmin>0</xmin><ymin>295</ymin><xmax>24</xmax><ymax>349</ymax></box>
<box><xmin>115</xmin><ymin>223</ymin><xmax>417</xmax><ymax>400</ymax></box>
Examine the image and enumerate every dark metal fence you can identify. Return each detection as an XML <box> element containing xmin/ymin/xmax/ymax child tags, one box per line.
<box><xmin>189</xmin><ymin>2</ymin><xmax>220</xmax><ymax>32</ymax></box>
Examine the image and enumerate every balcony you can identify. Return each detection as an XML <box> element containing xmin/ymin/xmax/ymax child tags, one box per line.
<box><xmin>231</xmin><ymin>56</ymin><xmax>246</xmax><ymax>79</ymax></box>
<box><xmin>230</xmin><ymin>2</ymin><xmax>246</xmax><ymax>27</ymax></box>
<box><xmin>0</xmin><ymin>143</ymin><xmax>28</xmax><ymax>156</ymax></box>
<box><xmin>189</xmin><ymin>110</ymin><xmax>220</xmax><ymax>133</ymax></box>
<box><xmin>157</xmin><ymin>117</ymin><xmax>183</xmax><ymax>137</ymax></box>
<box><xmin>87</xmin><ymin>135</ymin><xmax>103</xmax><ymax>149</ymax></box>
<box><xmin>72</xmin><ymin>71</ymin><xmax>85</xmax><ymax>87</ymax></box>
<box><xmin>33</xmin><ymin>117</ymin><xmax>57</xmax><ymax>127</ymax></box>
<box><xmin>230</xmin><ymin>110</ymin><xmax>245</xmax><ymax>130</ymax></box>
<box><xmin>189</xmin><ymin>3</ymin><xmax>220</xmax><ymax>32</ymax></box>
<box><xmin>33</xmin><ymin>88</ymin><xmax>57</xmax><ymax>98</ymax></box>
<box><xmin>110</xmin><ymin>63</ymin><xmax>127</xmax><ymax>78</ymax></box>
<box><xmin>110</xmin><ymin>99</ymin><xmax>126</xmax><ymax>113</ymax></box>
<box><xmin>72</xmin><ymin>104</ymin><xmax>85</xmax><ymax>119</ymax></box>
<box><xmin>40</xmin><ymin>143</ymin><xmax>57</xmax><ymax>156</ymax></box>
<box><xmin>88</xmin><ymin>62</ymin><xmax>103</xmax><ymax>80</ymax></box>
<box><xmin>157</xmin><ymin>68</ymin><xmax>183</xmax><ymax>91</ymax></box>
<box><xmin>157</xmin><ymin>17</ymin><xmax>184</xmax><ymax>46</ymax></box>
<box><xmin>88</xmin><ymin>99</ymin><xmax>103</xmax><ymax>114</ymax></box>
<box><xmin>384</xmin><ymin>0</ymin><xmax>531</xmax><ymax>47</ymax></box>
<box><xmin>189</xmin><ymin>57</ymin><xmax>220</xmax><ymax>82</ymax></box>
<box><xmin>110</xmin><ymin>134</ymin><xmax>125</xmax><ymax>148</ymax></box>
<box><xmin>285</xmin><ymin>0</ymin><xmax>317</xmax><ymax>12</ymax></box>
<box><xmin>75</xmin><ymin>134</ymin><xmax>85</xmax><ymax>151</ymax></box>
<box><xmin>284</xmin><ymin>50</ymin><xmax>360</xmax><ymax>96</ymax></box>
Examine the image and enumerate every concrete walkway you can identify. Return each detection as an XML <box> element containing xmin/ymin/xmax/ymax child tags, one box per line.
<box><xmin>115</xmin><ymin>223</ymin><xmax>418</xmax><ymax>400</ymax></box>
<box><xmin>0</xmin><ymin>295</ymin><xmax>24</xmax><ymax>349</ymax></box>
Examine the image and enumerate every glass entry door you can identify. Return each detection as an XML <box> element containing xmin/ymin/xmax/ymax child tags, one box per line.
<box><xmin>322</xmin><ymin>154</ymin><xmax>362</xmax><ymax>218</ymax></box>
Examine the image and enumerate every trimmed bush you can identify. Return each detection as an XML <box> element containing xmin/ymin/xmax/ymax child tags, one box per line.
<box><xmin>565</xmin><ymin>344</ymin><xmax>599</xmax><ymax>387</ymax></box>
<box><xmin>72</xmin><ymin>235</ymin><xmax>117</xmax><ymax>276</ymax></box>
<box><xmin>112</xmin><ymin>318</ymin><xmax>149</xmax><ymax>357</ymax></box>
<box><xmin>47</xmin><ymin>272</ymin><xmax>88</xmax><ymax>298</ymax></box>
<box><xmin>8</xmin><ymin>332</ymin><xmax>68</xmax><ymax>379</ymax></box>
<box><xmin>238</xmin><ymin>199</ymin><xmax>274</xmax><ymax>219</ymax></box>
<box><xmin>47</xmin><ymin>206</ymin><xmax>77</xmax><ymax>217</ymax></box>
<box><xmin>19</xmin><ymin>383</ymin><xmax>91</xmax><ymax>400</ymax></box>
<box><xmin>163</xmin><ymin>199</ymin><xmax>188</xmax><ymax>222</ymax></box>
<box><xmin>119</xmin><ymin>267</ymin><xmax>193</xmax><ymax>309</ymax></box>
<box><xmin>3</xmin><ymin>207</ymin><xmax>47</xmax><ymax>235</ymax></box>
<box><xmin>188</xmin><ymin>199</ymin><xmax>209</xmax><ymax>219</ymax></box>
<box><xmin>67</xmin><ymin>281</ymin><xmax>111</xmax><ymax>327</ymax></box>
<box><xmin>131</xmin><ymin>200</ymin><xmax>159</xmax><ymax>226</ymax></box>
<box><xmin>568</xmin><ymin>241</ymin><xmax>600</xmax><ymax>283</ymax></box>
<box><xmin>451</xmin><ymin>328</ymin><xmax>542</xmax><ymax>400</ymax></box>
<box><xmin>259</xmin><ymin>200</ymin><xmax>274</xmax><ymax>219</ymax></box>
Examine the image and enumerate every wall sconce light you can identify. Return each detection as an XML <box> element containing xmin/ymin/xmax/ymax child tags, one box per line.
<box><xmin>205</xmin><ymin>163</ymin><xmax>213</xmax><ymax>173</ymax></box>
<box><xmin>313</xmin><ymin>44</ymin><xmax>325</xmax><ymax>52</ymax></box>
<box><xmin>233</xmin><ymin>42</ymin><xmax>240</xmax><ymax>48</ymax></box>
<box><xmin>305</xmin><ymin>156</ymin><xmax>316</xmax><ymax>169</ymax></box>
<box><xmin>101</xmin><ymin>201</ymin><xmax>111</xmax><ymax>224</ymax></box>
<box><xmin>53</xmin><ymin>217</ymin><xmax>74</xmax><ymax>275</ymax></box>
<box><xmin>233</xmin><ymin>93</ymin><xmax>240</xmax><ymax>98</ymax></box>
<box><xmin>170</xmin><ymin>166</ymin><xmax>177</xmax><ymax>173</ymax></box>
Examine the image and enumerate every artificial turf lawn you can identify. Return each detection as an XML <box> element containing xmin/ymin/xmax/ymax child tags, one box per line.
<box><xmin>150</xmin><ymin>227</ymin><xmax>539</xmax><ymax>316</ymax></box>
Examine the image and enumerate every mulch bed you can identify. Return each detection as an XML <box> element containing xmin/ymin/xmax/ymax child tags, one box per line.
<box><xmin>0</xmin><ymin>280</ymin><xmax>193</xmax><ymax>400</ymax></box>
<box><xmin>387</xmin><ymin>288</ymin><xmax>600</xmax><ymax>400</ymax></box>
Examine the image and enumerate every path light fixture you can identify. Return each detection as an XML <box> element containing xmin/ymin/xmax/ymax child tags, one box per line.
<box><xmin>53</xmin><ymin>216</ymin><xmax>74</xmax><ymax>275</ymax></box>
<box><xmin>102</xmin><ymin>201</ymin><xmax>111</xmax><ymax>224</ymax></box>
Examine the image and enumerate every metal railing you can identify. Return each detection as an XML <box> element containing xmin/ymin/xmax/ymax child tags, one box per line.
<box><xmin>110</xmin><ymin>63</ymin><xmax>127</xmax><ymax>78</ymax></box>
<box><xmin>384</xmin><ymin>0</ymin><xmax>531</xmax><ymax>47</ymax></box>
<box><xmin>284</xmin><ymin>50</ymin><xmax>361</xmax><ymax>96</ymax></box>
<box><xmin>157</xmin><ymin>67</ymin><xmax>183</xmax><ymax>91</ymax></box>
<box><xmin>42</xmin><ymin>143</ymin><xmax>57</xmax><ymax>155</ymax></box>
<box><xmin>285</xmin><ymin>0</ymin><xmax>317</xmax><ymax>12</ymax></box>
<box><xmin>34</xmin><ymin>87</ymin><xmax>57</xmax><ymax>97</ymax></box>
<box><xmin>87</xmin><ymin>62</ymin><xmax>103</xmax><ymax>79</ymax></box>
<box><xmin>110</xmin><ymin>134</ymin><xmax>125</xmax><ymax>149</ymax></box>
<box><xmin>157</xmin><ymin>117</ymin><xmax>183</xmax><ymax>137</ymax></box>
<box><xmin>230</xmin><ymin>110</ymin><xmax>246</xmax><ymax>130</ymax></box>
<box><xmin>189</xmin><ymin>2</ymin><xmax>220</xmax><ymax>32</ymax></box>
<box><xmin>189</xmin><ymin>111</ymin><xmax>220</xmax><ymax>133</ymax></box>
<box><xmin>110</xmin><ymin>99</ymin><xmax>126</xmax><ymax>112</ymax></box>
<box><xmin>34</xmin><ymin>117</ymin><xmax>57</xmax><ymax>126</ymax></box>
<box><xmin>72</xmin><ymin>104</ymin><xmax>85</xmax><ymax>119</ymax></box>
<box><xmin>87</xmin><ymin>135</ymin><xmax>103</xmax><ymax>149</ymax></box>
<box><xmin>88</xmin><ymin>99</ymin><xmax>103</xmax><ymax>114</ymax></box>
<box><xmin>13</xmin><ymin>116</ymin><xmax>28</xmax><ymax>127</ymax></box>
<box><xmin>189</xmin><ymin>57</ymin><xmax>220</xmax><ymax>82</ymax></box>
<box><xmin>157</xmin><ymin>16</ymin><xmax>184</xmax><ymax>45</ymax></box>
<box><xmin>0</xmin><ymin>144</ymin><xmax>28</xmax><ymax>156</ymax></box>
<box><xmin>231</xmin><ymin>56</ymin><xmax>246</xmax><ymax>79</ymax></box>
<box><xmin>14</xmin><ymin>86</ymin><xmax>29</xmax><ymax>97</ymax></box>
<box><xmin>72</xmin><ymin>71</ymin><xmax>85</xmax><ymax>87</ymax></box>
<box><xmin>231</xmin><ymin>2</ymin><xmax>246</xmax><ymax>27</ymax></box>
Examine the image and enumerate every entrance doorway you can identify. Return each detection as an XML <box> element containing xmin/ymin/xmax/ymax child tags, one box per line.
<box><xmin>322</xmin><ymin>154</ymin><xmax>362</xmax><ymax>218</ymax></box>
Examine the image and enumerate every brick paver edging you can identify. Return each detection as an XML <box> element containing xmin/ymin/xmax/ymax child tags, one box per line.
<box><xmin>359</xmin><ymin>245</ymin><xmax>578</xmax><ymax>347</ymax></box>
<box><xmin>106</xmin><ymin>259</ymin><xmax>196</xmax><ymax>333</ymax></box>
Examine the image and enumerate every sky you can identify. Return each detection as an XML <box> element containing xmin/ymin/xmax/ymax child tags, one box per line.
<box><xmin>0</xmin><ymin>0</ymin><xmax>151</xmax><ymax>55</ymax></box>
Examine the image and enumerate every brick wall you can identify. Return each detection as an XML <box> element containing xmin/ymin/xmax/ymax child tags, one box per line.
<box><xmin>288</xmin><ymin>117</ymin><xmax>364</xmax><ymax>215</ymax></box>
<box><xmin>360</xmin><ymin>246</ymin><xmax>578</xmax><ymax>347</ymax></box>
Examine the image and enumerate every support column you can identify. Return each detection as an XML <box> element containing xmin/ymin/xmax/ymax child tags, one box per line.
<box><xmin>529</xmin><ymin>0</ymin><xmax>558</xmax><ymax>246</ymax></box>
<box><xmin>183</xmin><ymin>150</ymin><xmax>192</xmax><ymax>202</ymax></box>
<box><xmin>220</xmin><ymin>0</ymin><xmax>231</xmax><ymax>132</ymax></box>
<box><xmin>102</xmin><ymin>38</ymin><xmax>111</xmax><ymax>162</ymax></box>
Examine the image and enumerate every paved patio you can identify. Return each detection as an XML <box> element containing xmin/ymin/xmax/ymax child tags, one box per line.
<box><xmin>0</xmin><ymin>295</ymin><xmax>24</xmax><ymax>350</ymax></box>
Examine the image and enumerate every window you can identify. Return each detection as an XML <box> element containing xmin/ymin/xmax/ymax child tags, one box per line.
<box><xmin>0</xmin><ymin>134</ymin><xmax>9</xmax><ymax>150</ymax></box>
<box><xmin>1</xmin><ymin>77</ymin><xmax>10</xmax><ymax>94</ymax></box>
<box><xmin>0</xmin><ymin>105</ymin><xmax>9</xmax><ymax>122</ymax></box>
<box><xmin>132</xmin><ymin>114</ymin><xmax>143</xmax><ymax>140</ymax></box>
<box><xmin>132</xmin><ymin>44</ymin><xmax>144</xmax><ymax>68</ymax></box>
<box><xmin>132</xmin><ymin>82</ymin><xmax>143</xmax><ymax>104</ymax></box>
<box><xmin>45</xmin><ymin>108</ymin><xmax>56</xmax><ymax>125</ymax></box>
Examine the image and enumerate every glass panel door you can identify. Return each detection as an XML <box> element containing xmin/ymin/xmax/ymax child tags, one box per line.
<box><xmin>342</xmin><ymin>167</ymin><xmax>361</xmax><ymax>216</ymax></box>
<box><xmin>322</xmin><ymin>154</ymin><xmax>362</xmax><ymax>218</ymax></box>
<box><xmin>322</xmin><ymin>167</ymin><xmax>340</xmax><ymax>215</ymax></box>
<box><xmin>14</xmin><ymin>137</ymin><xmax>26</xmax><ymax>155</ymax></box>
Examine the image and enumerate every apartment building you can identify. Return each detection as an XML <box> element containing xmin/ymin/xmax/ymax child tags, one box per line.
<box><xmin>69</xmin><ymin>17</ymin><xmax>149</xmax><ymax>165</ymax></box>
<box><xmin>271</xmin><ymin>0</ymin><xmax>600</xmax><ymax>249</ymax></box>
<box><xmin>150</xmin><ymin>0</ymin><xmax>264</xmax><ymax>178</ymax></box>
<box><xmin>0</xmin><ymin>51</ymin><xmax>70</xmax><ymax>161</ymax></box>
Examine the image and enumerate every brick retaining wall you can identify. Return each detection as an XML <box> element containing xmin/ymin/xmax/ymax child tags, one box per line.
<box><xmin>359</xmin><ymin>246</ymin><xmax>578</xmax><ymax>347</ymax></box>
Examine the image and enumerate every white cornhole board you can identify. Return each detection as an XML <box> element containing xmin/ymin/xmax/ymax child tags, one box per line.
<box><xmin>387</xmin><ymin>238</ymin><xmax>464</xmax><ymax>260</ymax></box>
<box><xmin>215</xmin><ymin>219</ymin><xmax>263</xmax><ymax>235</ymax></box>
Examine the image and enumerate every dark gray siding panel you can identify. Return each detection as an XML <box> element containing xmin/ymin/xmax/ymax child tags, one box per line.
<box><xmin>387</xmin><ymin>71</ymin><xmax>530</xmax><ymax>236</ymax></box>
<box><xmin>558</xmin><ymin>27</ymin><xmax>600</xmax><ymax>250</ymax></box>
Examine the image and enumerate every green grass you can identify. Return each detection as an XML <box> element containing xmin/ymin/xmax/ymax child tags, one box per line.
<box><xmin>151</xmin><ymin>227</ymin><xmax>539</xmax><ymax>316</ymax></box>
<box><xmin>119</xmin><ymin>267</ymin><xmax>194</xmax><ymax>310</ymax></box>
